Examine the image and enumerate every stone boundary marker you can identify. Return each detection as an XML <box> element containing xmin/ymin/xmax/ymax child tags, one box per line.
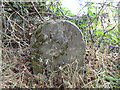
<box><xmin>31</xmin><ymin>20</ymin><xmax>85</xmax><ymax>74</ymax></box>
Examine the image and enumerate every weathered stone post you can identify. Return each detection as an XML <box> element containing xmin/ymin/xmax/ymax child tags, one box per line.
<box><xmin>31</xmin><ymin>20</ymin><xmax>85</xmax><ymax>74</ymax></box>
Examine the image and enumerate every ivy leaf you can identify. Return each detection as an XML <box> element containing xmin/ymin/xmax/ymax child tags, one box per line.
<box><xmin>88</xmin><ymin>10</ymin><xmax>93</xmax><ymax>16</ymax></box>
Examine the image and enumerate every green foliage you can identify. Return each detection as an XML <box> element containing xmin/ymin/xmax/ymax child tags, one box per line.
<box><xmin>79</xmin><ymin>2</ymin><xmax>119</xmax><ymax>46</ymax></box>
<box><xmin>61</xmin><ymin>7</ymin><xmax>73</xmax><ymax>15</ymax></box>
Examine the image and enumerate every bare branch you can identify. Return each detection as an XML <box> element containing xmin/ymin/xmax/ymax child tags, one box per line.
<box><xmin>31</xmin><ymin>2</ymin><xmax>45</xmax><ymax>21</ymax></box>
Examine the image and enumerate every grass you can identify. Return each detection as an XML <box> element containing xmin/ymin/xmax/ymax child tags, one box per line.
<box><xmin>1</xmin><ymin>45</ymin><xmax>119</xmax><ymax>88</ymax></box>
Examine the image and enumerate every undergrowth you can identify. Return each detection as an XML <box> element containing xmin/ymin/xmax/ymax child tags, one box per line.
<box><xmin>1</xmin><ymin>45</ymin><xmax>120</xmax><ymax>88</ymax></box>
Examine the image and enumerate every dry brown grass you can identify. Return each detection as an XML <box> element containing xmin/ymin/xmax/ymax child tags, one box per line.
<box><xmin>1</xmin><ymin>44</ymin><xmax>119</xmax><ymax>88</ymax></box>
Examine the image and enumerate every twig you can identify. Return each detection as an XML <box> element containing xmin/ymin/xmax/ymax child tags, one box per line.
<box><xmin>31</xmin><ymin>2</ymin><xmax>44</xmax><ymax>21</ymax></box>
<box><xmin>86</xmin><ymin>2</ymin><xmax>107</xmax><ymax>44</ymax></box>
<box><xmin>97</xmin><ymin>25</ymin><xmax>117</xmax><ymax>48</ymax></box>
<box><xmin>6</xmin><ymin>2</ymin><xmax>29</xmax><ymax>23</ymax></box>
